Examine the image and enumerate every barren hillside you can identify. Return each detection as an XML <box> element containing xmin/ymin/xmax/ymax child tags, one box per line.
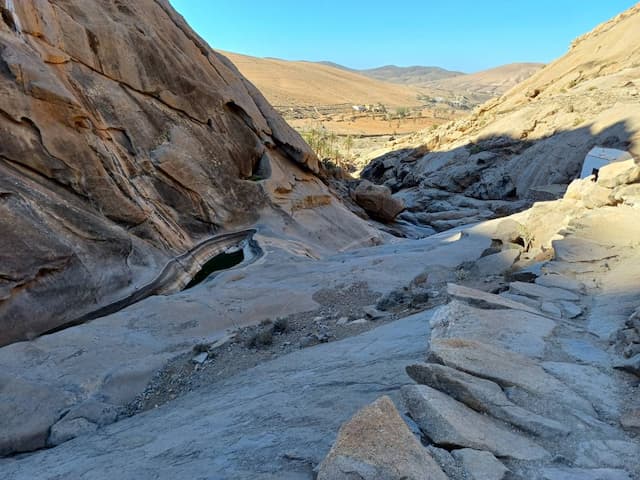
<box><xmin>221</xmin><ymin>51</ymin><xmax>423</xmax><ymax>109</ymax></box>
<box><xmin>363</xmin><ymin>3</ymin><xmax>640</xmax><ymax>233</ymax></box>
<box><xmin>359</xmin><ymin>64</ymin><xmax>463</xmax><ymax>84</ymax></box>
<box><xmin>425</xmin><ymin>62</ymin><xmax>545</xmax><ymax>98</ymax></box>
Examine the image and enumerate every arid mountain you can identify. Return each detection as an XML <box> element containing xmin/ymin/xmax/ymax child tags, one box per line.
<box><xmin>363</xmin><ymin>4</ymin><xmax>640</xmax><ymax>234</ymax></box>
<box><xmin>224</xmin><ymin>52</ymin><xmax>543</xmax><ymax>118</ymax></box>
<box><xmin>221</xmin><ymin>51</ymin><xmax>423</xmax><ymax>109</ymax></box>
<box><xmin>0</xmin><ymin>0</ymin><xmax>376</xmax><ymax>346</ymax></box>
<box><xmin>425</xmin><ymin>62</ymin><xmax>545</xmax><ymax>98</ymax></box>
<box><xmin>358</xmin><ymin>64</ymin><xmax>464</xmax><ymax>84</ymax></box>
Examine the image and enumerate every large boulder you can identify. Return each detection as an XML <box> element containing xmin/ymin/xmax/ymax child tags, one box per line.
<box><xmin>353</xmin><ymin>180</ymin><xmax>404</xmax><ymax>222</ymax></box>
<box><xmin>317</xmin><ymin>396</ymin><xmax>448</xmax><ymax>480</ymax></box>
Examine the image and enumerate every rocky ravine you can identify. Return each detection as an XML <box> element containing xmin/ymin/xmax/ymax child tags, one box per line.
<box><xmin>2</xmin><ymin>152</ymin><xmax>639</xmax><ymax>479</ymax></box>
<box><xmin>319</xmin><ymin>158</ymin><xmax>640</xmax><ymax>480</ymax></box>
<box><xmin>362</xmin><ymin>4</ymin><xmax>640</xmax><ymax>235</ymax></box>
<box><xmin>0</xmin><ymin>0</ymin><xmax>379</xmax><ymax>346</ymax></box>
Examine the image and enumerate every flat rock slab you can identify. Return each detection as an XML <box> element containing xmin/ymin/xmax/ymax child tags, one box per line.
<box><xmin>499</xmin><ymin>292</ymin><xmax>541</xmax><ymax>309</ymax></box>
<box><xmin>535</xmin><ymin>273</ymin><xmax>585</xmax><ymax>292</ymax></box>
<box><xmin>553</xmin><ymin>237</ymin><xmax>619</xmax><ymax>263</ymax></box>
<box><xmin>542</xmin><ymin>362</ymin><xmax>623</xmax><ymax>419</ymax></box>
<box><xmin>317</xmin><ymin>396</ymin><xmax>447</xmax><ymax>480</ymax></box>
<box><xmin>0</xmin><ymin>376</ymin><xmax>74</xmax><ymax>455</ymax></box>
<box><xmin>474</xmin><ymin>249</ymin><xmax>520</xmax><ymax>277</ymax></box>
<box><xmin>406</xmin><ymin>363</ymin><xmax>569</xmax><ymax>438</ymax></box>
<box><xmin>509</xmin><ymin>281</ymin><xmax>580</xmax><ymax>301</ymax></box>
<box><xmin>452</xmin><ymin>448</ymin><xmax>508</xmax><ymax>480</ymax></box>
<box><xmin>0</xmin><ymin>227</ymin><xmax>495</xmax><ymax>457</ymax></box>
<box><xmin>541</xmin><ymin>302</ymin><xmax>562</xmax><ymax>317</ymax></box>
<box><xmin>575</xmin><ymin>440</ymin><xmax>640</xmax><ymax>469</ymax></box>
<box><xmin>588</xmin><ymin>291</ymin><xmax>640</xmax><ymax>340</ymax></box>
<box><xmin>0</xmin><ymin>313</ymin><xmax>431</xmax><ymax>479</ymax></box>
<box><xmin>428</xmin><ymin>339</ymin><xmax>595</xmax><ymax>415</ymax></box>
<box><xmin>430</xmin><ymin>300</ymin><xmax>556</xmax><ymax>358</ymax></box>
<box><xmin>402</xmin><ymin>384</ymin><xmax>548</xmax><ymax>460</ymax></box>
<box><xmin>559</xmin><ymin>338</ymin><xmax>611</xmax><ymax>366</ymax></box>
<box><xmin>542</xmin><ymin>468</ymin><xmax>631</xmax><ymax>480</ymax></box>
<box><xmin>447</xmin><ymin>283</ymin><xmax>543</xmax><ymax>315</ymax></box>
<box><xmin>559</xmin><ymin>300</ymin><xmax>583</xmax><ymax>318</ymax></box>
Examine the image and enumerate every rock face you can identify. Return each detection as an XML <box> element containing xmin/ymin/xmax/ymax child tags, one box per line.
<box><xmin>0</xmin><ymin>0</ymin><xmax>376</xmax><ymax>346</ymax></box>
<box><xmin>317</xmin><ymin>396</ymin><xmax>448</xmax><ymax>480</ymax></box>
<box><xmin>362</xmin><ymin>4</ymin><xmax>640</xmax><ymax>232</ymax></box>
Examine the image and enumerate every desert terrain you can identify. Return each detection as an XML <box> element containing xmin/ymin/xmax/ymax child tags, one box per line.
<box><xmin>1</xmin><ymin>1</ymin><xmax>639</xmax><ymax>479</ymax></box>
<box><xmin>223</xmin><ymin>51</ymin><xmax>544</xmax><ymax>170</ymax></box>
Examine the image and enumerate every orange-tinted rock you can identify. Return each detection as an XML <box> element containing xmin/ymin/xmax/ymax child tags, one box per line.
<box><xmin>0</xmin><ymin>0</ymin><xmax>366</xmax><ymax>345</ymax></box>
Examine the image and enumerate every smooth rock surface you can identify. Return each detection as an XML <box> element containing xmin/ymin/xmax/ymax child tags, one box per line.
<box><xmin>451</xmin><ymin>449</ymin><xmax>508</xmax><ymax>480</ymax></box>
<box><xmin>509</xmin><ymin>281</ymin><xmax>581</xmax><ymax>301</ymax></box>
<box><xmin>429</xmin><ymin>300</ymin><xmax>556</xmax><ymax>358</ymax></box>
<box><xmin>536</xmin><ymin>273</ymin><xmax>585</xmax><ymax>293</ymax></box>
<box><xmin>541</xmin><ymin>301</ymin><xmax>562</xmax><ymax>317</ymax></box>
<box><xmin>0</xmin><ymin>222</ymin><xmax>498</xmax><ymax>456</ymax></box>
<box><xmin>0</xmin><ymin>313</ymin><xmax>432</xmax><ymax>478</ymax></box>
<box><xmin>474</xmin><ymin>249</ymin><xmax>521</xmax><ymax>277</ymax></box>
<box><xmin>542</xmin><ymin>362</ymin><xmax>623</xmax><ymax>418</ymax></box>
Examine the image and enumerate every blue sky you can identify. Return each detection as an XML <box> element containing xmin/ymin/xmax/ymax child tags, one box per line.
<box><xmin>169</xmin><ymin>1</ymin><xmax>637</xmax><ymax>73</ymax></box>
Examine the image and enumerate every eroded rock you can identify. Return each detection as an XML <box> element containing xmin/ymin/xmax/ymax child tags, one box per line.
<box><xmin>316</xmin><ymin>396</ymin><xmax>448</xmax><ymax>480</ymax></box>
<box><xmin>406</xmin><ymin>363</ymin><xmax>569</xmax><ymax>437</ymax></box>
<box><xmin>428</xmin><ymin>339</ymin><xmax>595</xmax><ymax>414</ymax></box>
<box><xmin>402</xmin><ymin>384</ymin><xmax>549</xmax><ymax>460</ymax></box>
<box><xmin>0</xmin><ymin>0</ymin><xmax>379</xmax><ymax>346</ymax></box>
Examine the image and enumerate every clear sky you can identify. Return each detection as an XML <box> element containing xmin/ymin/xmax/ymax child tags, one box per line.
<box><xmin>169</xmin><ymin>1</ymin><xmax>637</xmax><ymax>73</ymax></box>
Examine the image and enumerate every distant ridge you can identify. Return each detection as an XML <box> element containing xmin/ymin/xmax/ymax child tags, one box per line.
<box><xmin>425</xmin><ymin>62</ymin><xmax>545</xmax><ymax>95</ymax></box>
<box><xmin>221</xmin><ymin>51</ymin><xmax>424</xmax><ymax>108</ymax></box>
<box><xmin>360</xmin><ymin>65</ymin><xmax>464</xmax><ymax>84</ymax></box>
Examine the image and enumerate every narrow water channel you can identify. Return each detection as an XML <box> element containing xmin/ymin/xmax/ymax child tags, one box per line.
<box><xmin>184</xmin><ymin>249</ymin><xmax>245</xmax><ymax>289</ymax></box>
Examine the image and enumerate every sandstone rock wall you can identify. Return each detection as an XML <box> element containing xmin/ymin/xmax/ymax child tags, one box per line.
<box><xmin>0</xmin><ymin>0</ymin><xmax>373</xmax><ymax>345</ymax></box>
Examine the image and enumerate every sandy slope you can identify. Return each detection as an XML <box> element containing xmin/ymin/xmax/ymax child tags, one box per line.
<box><xmin>425</xmin><ymin>62</ymin><xmax>544</xmax><ymax>96</ymax></box>
<box><xmin>221</xmin><ymin>51</ymin><xmax>423</xmax><ymax>108</ymax></box>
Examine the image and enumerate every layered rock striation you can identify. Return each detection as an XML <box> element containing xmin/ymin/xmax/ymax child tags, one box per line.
<box><xmin>0</xmin><ymin>0</ymin><xmax>376</xmax><ymax>345</ymax></box>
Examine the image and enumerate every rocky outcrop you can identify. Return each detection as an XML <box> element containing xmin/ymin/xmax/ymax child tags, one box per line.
<box><xmin>321</xmin><ymin>157</ymin><xmax>640</xmax><ymax>479</ymax></box>
<box><xmin>2</xmin><ymin>143</ymin><xmax>640</xmax><ymax>476</ymax></box>
<box><xmin>316</xmin><ymin>396</ymin><xmax>448</xmax><ymax>480</ymax></box>
<box><xmin>0</xmin><ymin>0</ymin><xmax>377</xmax><ymax>346</ymax></box>
<box><xmin>362</xmin><ymin>4</ymin><xmax>640</xmax><ymax>233</ymax></box>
